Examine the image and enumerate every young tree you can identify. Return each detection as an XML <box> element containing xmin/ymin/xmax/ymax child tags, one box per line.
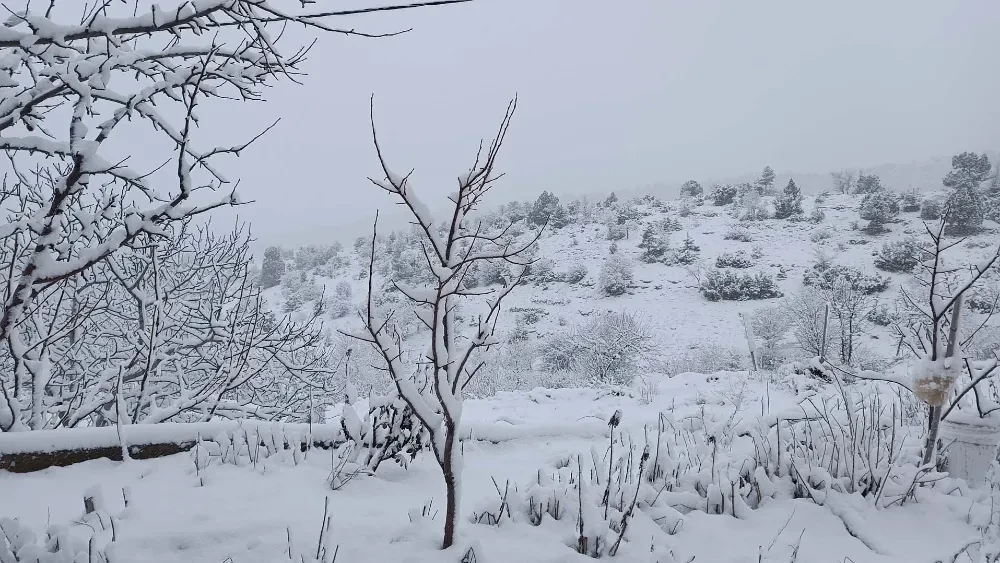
<box><xmin>350</xmin><ymin>98</ymin><xmax>537</xmax><ymax>549</ymax></box>
<box><xmin>260</xmin><ymin>247</ymin><xmax>286</xmax><ymax>289</ymax></box>
<box><xmin>858</xmin><ymin>189</ymin><xmax>899</xmax><ymax>233</ymax></box>
<box><xmin>674</xmin><ymin>233</ymin><xmax>701</xmax><ymax>265</ymax></box>
<box><xmin>757</xmin><ymin>166</ymin><xmax>776</xmax><ymax>194</ymax></box>
<box><xmin>680</xmin><ymin>180</ymin><xmax>703</xmax><ymax>198</ymax></box>
<box><xmin>605</xmin><ymin>192</ymin><xmax>619</xmax><ymax>206</ymax></box>
<box><xmin>773</xmin><ymin>178</ymin><xmax>804</xmax><ymax>219</ymax></box>
<box><xmin>638</xmin><ymin>222</ymin><xmax>671</xmax><ymax>263</ymax></box>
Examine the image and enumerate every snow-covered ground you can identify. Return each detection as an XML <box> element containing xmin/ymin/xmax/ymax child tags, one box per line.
<box><xmin>2</xmin><ymin>371</ymin><xmax>992</xmax><ymax>563</ymax></box>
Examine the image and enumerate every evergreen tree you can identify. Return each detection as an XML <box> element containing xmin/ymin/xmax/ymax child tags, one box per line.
<box><xmin>944</xmin><ymin>185</ymin><xmax>984</xmax><ymax>234</ymax></box>
<box><xmin>548</xmin><ymin>203</ymin><xmax>571</xmax><ymax>229</ymax></box>
<box><xmin>680</xmin><ymin>180</ymin><xmax>703</xmax><ymax>198</ymax></box>
<box><xmin>605</xmin><ymin>192</ymin><xmax>619</xmax><ymax>206</ymax></box>
<box><xmin>528</xmin><ymin>191</ymin><xmax>561</xmax><ymax>226</ymax></box>
<box><xmin>859</xmin><ymin>188</ymin><xmax>899</xmax><ymax>233</ymax></box>
<box><xmin>674</xmin><ymin>233</ymin><xmax>701</xmax><ymax>265</ymax></box>
<box><xmin>757</xmin><ymin>165</ymin><xmax>776</xmax><ymax>194</ymax></box>
<box><xmin>638</xmin><ymin>222</ymin><xmax>671</xmax><ymax>263</ymax></box>
<box><xmin>773</xmin><ymin>178</ymin><xmax>804</xmax><ymax>219</ymax></box>
<box><xmin>259</xmin><ymin>246</ymin><xmax>285</xmax><ymax>289</ymax></box>
<box><xmin>855</xmin><ymin>174</ymin><xmax>882</xmax><ymax>195</ymax></box>
<box><xmin>942</xmin><ymin>152</ymin><xmax>990</xmax><ymax>234</ymax></box>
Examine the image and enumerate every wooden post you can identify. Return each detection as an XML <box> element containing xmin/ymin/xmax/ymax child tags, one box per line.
<box><xmin>819</xmin><ymin>303</ymin><xmax>830</xmax><ymax>363</ymax></box>
<box><xmin>740</xmin><ymin>313</ymin><xmax>758</xmax><ymax>371</ymax></box>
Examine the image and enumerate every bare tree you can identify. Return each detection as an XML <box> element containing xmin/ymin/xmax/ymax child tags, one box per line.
<box><xmin>347</xmin><ymin>97</ymin><xmax>539</xmax><ymax>549</ymax></box>
<box><xmin>851</xmin><ymin>219</ymin><xmax>1000</xmax><ymax>465</ymax></box>
<box><xmin>0</xmin><ymin>0</ymin><xmax>468</xmax><ymax>427</ymax></box>
<box><xmin>830</xmin><ymin>169</ymin><xmax>857</xmax><ymax>195</ymax></box>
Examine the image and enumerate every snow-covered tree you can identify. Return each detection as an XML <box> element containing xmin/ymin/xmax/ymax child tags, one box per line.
<box><xmin>350</xmin><ymin>98</ymin><xmax>537</xmax><ymax>549</ymax></box>
<box><xmin>831</xmin><ymin>169</ymin><xmax>857</xmax><ymax>195</ymax></box>
<box><xmin>858</xmin><ymin>189</ymin><xmax>899</xmax><ymax>233</ymax></box>
<box><xmin>528</xmin><ymin>191</ymin><xmax>561</xmax><ymax>226</ymax></box>
<box><xmin>638</xmin><ymin>222</ymin><xmax>671</xmax><ymax>263</ymax></box>
<box><xmin>679</xmin><ymin>180</ymin><xmax>703</xmax><ymax>198</ymax></box>
<box><xmin>673</xmin><ymin>233</ymin><xmax>701</xmax><ymax>265</ymax></box>
<box><xmin>260</xmin><ymin>247</ymin><xmax>286</xmax><ymax>289</ymax></box>
<box><xmin>855</xmin><ymin>174</ymin><xmax>883</xmax><ymax>195</ymax></box>
<box><xmin>599</xmin><ymin>255</ymin><xmax>634</xmax><ymax>296</ymax></box>
<box><xmin>757</xmin><ymin>165</ymin><xmax>776</xmax><ymax>194</ymax></box>
<box><xmin>944</xmin><ymin>185</ymin><xmax>985</xmax><ymax>235</ymax></box>
<box><xmin>773</xmin><ymin>178</ymin><xmax>804</xmax><ymax>219</ymax></box>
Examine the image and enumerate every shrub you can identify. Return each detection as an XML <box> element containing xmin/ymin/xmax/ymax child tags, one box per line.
<box><xmin>920</xmin><ymin>198</ymin><xmax>942</xmax><ymax>220</ymax></box>
<box><xmin>673</xmin><ymin>233</ymin><xmax>700</xmax><ymax>265</ymax></box>
<box><xmin>751</xmin><ymin>245</ymin><xmax>764</xmax><ymax>259</ymax></box>
<box><xmin>530</xmin><ymin>258</ymin><xmax>557</xmax><ymax>281</ymax></box>
<box><xmin>723</xmin><ymin>225</ymin><xmax>753</xmax><ymax>242</ymax></box>
<box><xmin>802</xmin><ymin>264</ymin><xmax>890</xmax><ymax>294</ymax></box>
<box><xmin>874</xmin><ymin>240</ymin><xmax>919</xmax><ymax>273</ymax></box>
<box><xmin>599</xmin><ymin>254</ymin><xmax>634</xmax><ymax>296</ymax></box>
<box><xmin>809</xmin><ymin>207</ymin><xmax>826</xmax><ymax>223</ymax></box>
<box><xmin>540</xmin><ymin>311</ymin><xmax>656</xmax><ymax>386</ymax></box>
<box><xmin>715</xmin><ymin>251</ymin><xmax>754</xmax><ymax>269</ymax></box>
<box><xmin>479</xmin><ymin>260</ymin><xmax>511</xmax><ymax>286</ymax></box>
<box><xmin>867</xmin><ymin>304</ymin><xmax>895</xmax><ymax>326</ymax></box>
<box><xmin>711</xmin><ymin>184</ymin><xmax>738</xmax><ymax>206</ymax></box>
<box><xmin>638</xmin><ymin>222</ymin><xmax>671</xmax><ymax>263</ymax></box>
<box><xmin>773</xmin><ymin>179</ymin><xmax>804</xmax><ymax>219</ymax></box>
<box><xmin>700</xmin><ymin>269</ymin><xmax>783</xmax><ymax>301</ymax></box>
<box><xmin>564</xmin><ymin>262</ymin><xmax>588</xmax><ymax>284</ymax></box>
<box><xmin>606</xmin><ymin>223</ymin><xmax>627</xmax><ymax>240</ymax></box>
<box><xmin>944</xmin><ymin>184</ymin><xmax>985</xmax><ymax>235</ymax></box>
<box><xmin>810</xmin><ymin>228</ymin><xmax>832</xmax><ymax>242</ymax></box>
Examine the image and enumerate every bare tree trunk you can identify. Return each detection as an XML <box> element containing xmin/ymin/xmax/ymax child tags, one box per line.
<box><xmin>442</xmin><ymin>421</ymin><xmax>459</xmax><ymax>549</ymax></box>
<box><xmin>923</xmin><ymin>404</ymin><xmax>942</xmax><ymax>466</ymax></box>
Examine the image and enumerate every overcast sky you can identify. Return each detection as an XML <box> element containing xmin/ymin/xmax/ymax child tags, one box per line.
<box><xmin>207</xmin><ymin>0</ymin><xmax>1000</xmax><ymax>246</ymax></box>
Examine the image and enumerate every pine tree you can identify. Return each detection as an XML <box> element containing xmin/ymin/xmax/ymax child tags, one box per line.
<box><xmin>680</xmin><ymin>180</ymin><xmax>703</xmax><ymax>198</ymax></box>
<box><xmin>259</xmin><ymin>246</ymin><xmax>285</xmax><ymax>289</ymax></box>
<box><xmin>548</xmin><ymin>204</ymin><xmax>571</xmax><ymax>229</ymax></box>
<box><xmin>942</xmin><ymin>152</ymin><xmax>990</xmax><ymax>234</ymax></box>
<box><xmin>528</xmin><ymin>191</ymin><xmax>561</xmax><ymax>226</ymax></box>
<box><xmin>855</xmin><ymin>174</ymin><xmax>882</xmax><ymax>195</ymax></box>
<box><xmin>773</xmin><ymin>178</ymin><xmax>804</xmax><ymax>219</ymax></box>
<box><xmin>674</xmin><ymin>233</ymin><xmax>701</xmax><ymax>265</ymax></box>
<box><xmin>638</xmin><ymin>222</ymin><xmax>671</xmax><ymax>263</ymax></box>
<box><xmin>859</xmin><ymin>188</ymin><xmax>899</xmax><ymax>233</ymax></box>
<box><xmin>758</xmin><ymin>166</ymin><xmax>776</xmax><ymax>194</ymax></box>
<box><xmin>605</xmin><ymin>192</ymin><xmax>619</xmax><ymax>206</ymax></box>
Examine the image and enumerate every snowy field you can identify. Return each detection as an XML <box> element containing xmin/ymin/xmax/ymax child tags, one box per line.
<box><xmin>2</xmin><ymin>370</ymin><xmax>995</xmax><ymax>563</ymax></box>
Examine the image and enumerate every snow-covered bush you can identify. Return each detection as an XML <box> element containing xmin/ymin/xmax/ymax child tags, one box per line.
<box><xmin>874</xmin><ymin>239</ymin><xmax>920</xmax><ymax>273</ymax></box>
<box><xmin>599</xmin><ymin>255</ymin><xmax>634</xmax><ymax>296</ymax></box>
<box><xmin>639</xmin><ymin>222</ymin><xmax>671</xmax><ymax>263</ymax></box>
<box><xmin>803</xmin><ymin>264</ymin><xmax>890</xmax><ymax>294</ymax></box>
<box><xmin>564</xmin><ymin>263</ymin><xmax>589</xmax><ymax>284</ymax></box>
<box><xmin>809</xmin><ymin>228</ymin><xmax>832</xmax><ymax>242</ymax></box>
<box><xmin>540</xmin><ymin>312</ymin><xmax>656</xmax><ymax>386</ymax></box>
<box><xmin>773</xmin><ymin>179</ymin><xmax>804</xmax><ymax>219</ymax></box>
<box><xmin>530</xmin><ymin>258</ymin><xmax>558</xmax><ymax>282</ymax></box>
<box><xmin>606</xmin><ymin>223</ymin><xmax>627</xmax><ymax>241</ymax></box>
<box><xmin>751</xmin><ymin>306</ymin><xmax>791</xmax><ymax>369</ymax></box>
<box><xmin>680</xmin><ymin>180</ymin><xmax>703</xmax><ymax>198</ymax></box>
<box><xmin>711</xmin><ymin>184</ymin><xmax>738</xmax><ymax>206</ymax></box>
<box><xmin>809</xmin><ymin>207</ymin><xmax>826</xmax><ymax>223</ymax></box>
<box><xmin>336</xmin><ymin>387</ymin><xmax>429</xmax><ymax>477</ymax></box>
<box><xmin>723</xmin><ymin>225</ymin><xmax>753</xmax><ymax>242</ymax></box>
<box><xmin>715</xmin><ymin>251</ymin><xmax>754</xmax><ymax>269</ymax></box>
<box><xmin>479</xmin><ymin>259</ymin><xmax>512</xmax><ymax>286</ymax></box>
<box><xmin>700</xmin><ymin>269</ymin><xmax>782</xmax><ymax>301</ymax></box>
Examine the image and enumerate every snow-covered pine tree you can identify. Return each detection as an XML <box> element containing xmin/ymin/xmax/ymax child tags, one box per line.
<box><xmin>260</xmin><ymin>247</ymin><xmax>286</xmax><ymax>289</ymax></box>
<box><xmin>638</xmin><ymin>223</ymin><xmax>671</xmax><ymax>263</ymax></box>
<box><xmin>350</xmin><ymin>98</ymin><xmax>535</xmax><ymax>549</ymax></box>
<box><xmin>680</xmin><ymin>180</ymin><xmax>703</xmax><ymax>198</ymax></box>
<box><xmin>757</xmin><ymin>165</ymin><xmax>776</xmax><ymax>194</ymax></box>
<box><xmin>942</xmin><ymin>152</ymin><xmax>991</xmax><ymax>234</ymax></box>
<box><xmin>859</xmin><ymin>188</ymin><xmax>900</xmax><ymax>233</ymax></box>
<box><xmin>773</xmin><ymin>179</ymin><xmax>804</xmax><ymax>219</ymax></box>
<box><xmin>674</xmin><ymin>233</ymin><xmax>701</xmax><ymax>265</ymax></box>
